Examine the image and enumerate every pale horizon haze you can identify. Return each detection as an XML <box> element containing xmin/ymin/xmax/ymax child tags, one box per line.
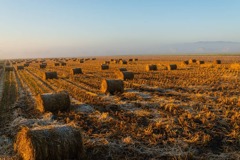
<box><xmin>0</xmin><ymin>0</ymin><xmax>240</xmax><ymax>59</ymax></box>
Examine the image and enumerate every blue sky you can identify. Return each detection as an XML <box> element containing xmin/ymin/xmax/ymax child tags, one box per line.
<box><xmin>0</xmin><ymin>0</ymin><xmax>240</xmax><ymax>58</ymax></box>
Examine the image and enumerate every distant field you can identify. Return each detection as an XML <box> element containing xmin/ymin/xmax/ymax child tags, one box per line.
<box><xmin>0</xmin><ymin>55</ymin><xmax>239</xmax><ymax>160</ymax></box>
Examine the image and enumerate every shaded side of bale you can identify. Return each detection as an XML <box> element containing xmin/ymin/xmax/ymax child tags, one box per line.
<box><xmin>168</xmin><ymin>64</ymin><xmax>177</xmax><ymax>70</ymax></box>
<box><xmin>101</xmin><ymin>64</ymin><xmax>109</xmax><ymax>70</ymax></box>
<box><xmin>17</xmin><ymin>66</ymin><xmax>24</xmax><ymax>70</ymax></box>
<box><xmin>116</xmin><ymin>71</ymin><xmax>134</xmax><ymax>80</ymax></box>
<box><xmin>24</xmin><ymin>63</ymin><xmax>29</xmax><ymax>67</ymax></box>
<box><xmin>92</xmin><ymin>58</ymin><xmax>96</xmax><ymax>60</ymax></box>
<box><xmin>134</xmin><ymin>58</ymin><xmax>138</xmax><ymax>61</ymax></box>
<box><xmin>214</xmin><ymin>60</ymin><xmax>221</xmax><ymax>64</ymax></box>
<box><xmin>182</xmin><ymin>61</ymin><xmax>189</xmax><ymax>65</ymax></box>
<box><xmin>197</xmin><ymin>60</ymin><xmax>205</xmax><ymax>64</ymax></box>
<box><xmin>37</xmin><ymin>90</ymin><xmax>70</xmax><ymax>112</ymax></box>
<box><xmin>54</xmin><ymin>63</ymin><xmax>60</xmax><ymax>66</ymax></box>
<box><xmin>40</xmin><ymin>64</ymin><xmax>47</xmax><ymax>69</ymax></box>
<box><xmin>14</xmin><ymin>125</ymin><xmax>85</xmax><ymax>160</ymax></box>
<box><xmin>120</xmin><ymin>60</ymin><xmax>127</xmax><ymax>64</ymax></box>
<box><xmin>80</xmin><ymin>60</ymin><xmax>84</xmax><ymax>63</ymax></box>
<box><xmin>189</xmin><ymin>59</ymin><xmax>196</xmax><ymax>64</ymax></box>
<box><xmin>101</xmin><ymin>79</ymin><xmax>124</xmax><ymax>94</ymax></box>
<box><xmin>128</xmin><ymin>59</ymin><xmax>133</xmax><ymax>62</ymax></box>
<box><xmin>61</xmin><ymin>62</ymin><xmax>67</xmax><ymax>66</ymax></box>
<box><xmin>104</xmin><ymin>61</ymin><xmax>110</xmax><ymax>64</ymax></box>
<box><xmin>114</xmin><ymin>60</ymin><xmax>119</xmax><ymax>64</ymax></box>
<box><xmin>43</xmin><ymin>71</ymin><xmax>58</xmax><ymax>80</ymax></box>
<box><xmin>72</xmin><ymin>68</ymin><xmax>83</xmax><ymax>75</ymax></box>
<box><xmin>146</xmin><ymin>64</ymin><xmax>157</xmax><ymax>71</ymax></box>
<box><xmin>5</xmin><ymin>66</ymin><xmax>14</xmax><ymax>71</ymax></box>
<box><xmin>119</xmin><ymin>68</ymin><xmax>127</xmax><ymax>71</ymax></box>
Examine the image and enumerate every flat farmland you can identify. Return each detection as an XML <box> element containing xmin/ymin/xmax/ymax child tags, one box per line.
<box><xmin>0</xmin><ymin>55</ymin><xmax>240</xmax><ymax>160</ymax></box>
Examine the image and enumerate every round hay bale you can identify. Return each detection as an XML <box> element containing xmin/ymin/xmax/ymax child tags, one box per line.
<box><xmin>119</xmin><ymin>68</ymin><xmax>127</xmax><ymax>71</ymax></box>
<box><xmin>37</xmin><ymin>90</ymin><xmax>70</xmax><ymax>112</ymax></box>
<box><xmin>116</xmin><ymin>71</ymin><xmax>134</xmax><ymax>80</ymax></box>
<box><xmin>79</xmin><ymin>59</ymin><xmax>84</xmax><ymax>63</ymax></box>
<box><xmin>4</xmin><ymin>66</ymin><xmax>14</xmax><ymax>71</ymax></box>
<box><xmin>104</xmin><ymin>61</ymin><xmax>110</xmax><ymax>64</ymax></box>
<box><xmin>146</xmin><ymin>64</ymin><xmax>157</xmax><ymax>71</ymax></box>
<box><xmin>101</xmin><ymin>79</ymin><xmax>124</xmax><ymax>94</ymax></box>
<box><xmin>40</xmin><ymin>64</ymin><xmax>47</xmax><ymax>69</ymax></box>
<box><xmin>189</xmin><ymin>59</ymin><xmax>196</xmax><ymax>64</ymax></box>
<box><xmin>61</xmin><ymin>62</ymin><xmax>67</xmax><ymax>66</ymax></box>
<box><xmin>92</xmin><ymin>58</ymin><xmax>96</xmax><ymax>60</ymax></box>
<box><xmin>14</xmin><ymin>125</ymin><xmax>85</xmax><ymax>160</ymax></box>
<box><xmin>197</xmin><ymin>60</ymin><xmax>205</xmax><ymax>65</ymax></box>
<box><xmin>128</xmin><ymin>58</ymin><xmax>133</xmax><ymax>62</ymax></box>
<box><xmin>214</xmin><ymin>60</ymin><xmax>221</xmax><ymax>64</ymax></box>
<box><xmin>168</xmin><ymin>64</ymin><xmax>177</xmax><ymax>70</ymax></box>
<box><xmin>24</xmin><ymin>63</ymin><xmax>29</xmax><ymax>67</ymax></box>
<box><xmin>72</xmin><ymin>68</ymin><xmax>82</xmax><ymax>75</ymax></box>
<box><xmin>114</xmin><ymin>59</ymin><xmax>120</xmax><ymax>64</ymax></box>
<box><xmin>101</xmin><ymin>64</ymin><xmax>109</xmax><ymax>70</ymax></box>
<box><xmin>120</xmin><ymin>60</ymin><xmax>127</xmax><ymax>64</ymax></box>
<box><xmin>43</xmin><ymin>71</ymin><xmax>58</xmax><ymax>80</ymax></box>
<box><xmin>54</xmin><ymin>63</ymin><xmax>60</xmax><ymax>66</ymax></box>
<box><xmin>182</xmin><ymin>61</ymin><xmax>189</xmax><ymax>65</ymax></box>
<box><xmin>17</xmin><ymin>66</ymin><xmax>24</xmax><ymax>70</ymax></box>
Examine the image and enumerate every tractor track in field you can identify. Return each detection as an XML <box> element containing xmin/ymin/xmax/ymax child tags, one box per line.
<box><xmin>26</xmin><ymin>69</ymin><xmax>56</xmax><ymax>91</ymax></box>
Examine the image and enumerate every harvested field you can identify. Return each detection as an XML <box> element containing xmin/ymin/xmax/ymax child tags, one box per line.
<box><xmin>0</xmin><ymin>55</ymin><xmax>240</xmax><ymax>160</ymax></box>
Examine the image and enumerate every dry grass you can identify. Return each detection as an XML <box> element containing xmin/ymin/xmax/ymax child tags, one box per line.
<box><xmin>0</xmin><ymin>55</ymin><xmax>240</xmax><ymax>159</ymax></box>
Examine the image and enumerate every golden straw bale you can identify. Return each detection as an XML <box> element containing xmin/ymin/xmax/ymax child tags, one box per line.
<box><xmin>189</xmin><ymin>59</ymin><xmax>196</xmax><ymax>64</ymax></box>
<box><xmin>4</xmin><ymin>66</ymin><xmax>14</xmax><ymax>71</ymax></box>
<box><xmin>40</xmin><ymin>64</ymin><xmax>47</xmax><ymax>69</ymax></box>
<box><xmin>24</xmin><ymin>63</ymin><xmax>29</xmax><ymax>67</ymax></box>
<box><xmin>213</xmin><ymin>60</ymin><xmax>221</xmax><ymax>64</ymax></box>
<box><xmin>43</xmin><ymin>71</ymin><xmax>58</xmax><ymax>80</ymax></box>
<box><xmin>61</xmin><ymin>62</ymin><xmax>67</xmax><ymax>66</ymax></box>
<box><xmin>17</xmin><ymin>66</ymin><xmax>24</xmax><ymax>70</ymax></box>
<box><xmin>101</xmin><ymin>79</ymin><xmax>124</xmax><ymax>94</ymax></box>
<box><xmin>120</xmin><ymin>60</ymin><xmax>127</xmax><ymax>64</ymax></box>
<box><xmin>167</xmin><ymin>64</ymin><xmax>177</xmax><ymax>70</ymax></box>
<box><xmin>197</xmin><ymin>60</ymin><xmax>205</xmax><ymax>65</ymax></box>
<box><xmin>37</xmin><ymin>91</ymin><xmax>71</xmax><ymax>113</ymax></box>
<box><xmin>116</xmin><ymin>71</ymin><xmax>134</xmax><ymax>80</ymax></box>
<box><xmin>146</xmin><ymin>64</ymin><xmax>157</xmax><ymax>71</ymax></box>
<box><xmin>182</xmin><ymin>61</ymin><xmax>189</xmax><ymax>65</ymax></box>
<box><xmin>37</xmin><ymin>90</ymin><xmax>70</xmax><ymax>113</ymax></box>
<box><xmin>14</xmin><ymin>124</ymin><xmax>85</xmax><ymax>160</ymax></box>
<box><xmin>72</xmin><ymin>68</ymin><xmax>83</xmax><ymax>75</ymax></box>
<box><xmin>104</xmin><ymin>61</ymin><xmax>110</xmax><ymax>64</ymax></box>
<box><xmin>101</xmin><ymin>64</ymin><xmax>109</xmax><ymax>70</ymax></box>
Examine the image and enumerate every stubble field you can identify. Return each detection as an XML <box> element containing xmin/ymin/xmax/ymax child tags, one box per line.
<box><xmin>0</xmin><ymin>55</ymin><xmax>240</xmax><ymax>160</ymax></box>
